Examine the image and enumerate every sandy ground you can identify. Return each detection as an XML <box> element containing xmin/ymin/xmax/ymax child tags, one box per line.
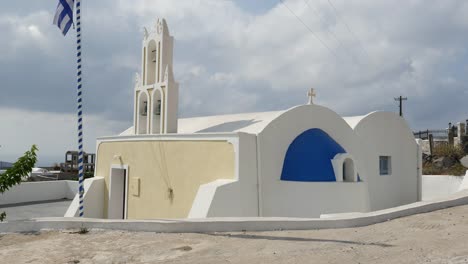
<box><xmin>1</xmin><ymin>205</ymin><xmax>468</xmax><ymax>264</ymax></box>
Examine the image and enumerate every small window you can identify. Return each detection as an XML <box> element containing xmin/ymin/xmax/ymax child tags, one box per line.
<box><xmin>379</xmin><ymin>156</ymin><xmax>391</xmax><ymax>175</ymax></box>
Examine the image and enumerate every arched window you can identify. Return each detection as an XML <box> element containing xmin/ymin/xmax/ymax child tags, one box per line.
<box><xmin>331</xmin><ymin>153</ymin><xmax>358</xmax><ymax>182</ymax></box>
<box><xmin>137</xmin><ymin>92</ymin><xmax>149</xmax><ymax>134</ymax></box>
<box><xmin>151</xmin><ymin>89</ymin><xmax>163</xmax><ymax>134</ymax></box>
<box><xmin>146</xmin><ymin>40</ymin><xmax>157</xmax><ymax>84</ymax></box>
<box><xmin>342</xmin><ymin>158</ymin><xmax>355</xmax><ymax>182</ymax></box>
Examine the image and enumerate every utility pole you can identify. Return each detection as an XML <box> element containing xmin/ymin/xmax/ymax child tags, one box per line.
<box><xmin>394</xmin><ymin>96</ymin><xmax>407</xmax><ymax>117</ymax></box>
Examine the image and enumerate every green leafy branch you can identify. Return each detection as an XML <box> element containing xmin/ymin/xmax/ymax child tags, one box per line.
<box><xmin>0</xmin><ymin>145</ymin><xmax>38</xmax><ymax>221</ymax></box>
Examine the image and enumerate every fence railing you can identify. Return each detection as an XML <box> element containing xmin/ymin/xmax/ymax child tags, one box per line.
<box><xmin>413</xmin><ymin>129</ymin><xmax>451</xmax><ymax>140</ymax></box>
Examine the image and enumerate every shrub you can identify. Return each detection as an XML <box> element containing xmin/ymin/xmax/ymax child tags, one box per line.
<box><xmin>432</xmin><ymin>144</ymin><xmax>464</xmax><ymax>160</ymax></box>
<box><xmin>0</xmin><ymin>145</ymin><xmax>38</xmax><ymax>221</ymax></box>
<box><xmin>84</xmin><ymin>171</ymin><xmax>94</xmax><ymax>179</ymax></box>
<box><xmin>53</xmin><ymin>163</ymin><xmax>61</xmax><ymax>170</ymax></box>
<box><xmin>71</xmin><ymin>171</ymin><xmax>94</xmax><ymax>181</ymax></box>
<box><xmin>423</xmin><ymin>161</ymin><xmax>466</xmax><ymax>176</ymax></box>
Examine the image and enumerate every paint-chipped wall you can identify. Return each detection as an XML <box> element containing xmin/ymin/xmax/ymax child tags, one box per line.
<box><xmin>95</xmin><ymin>140</ymin><xmax>235</xmax><ymax>219</ymax></box>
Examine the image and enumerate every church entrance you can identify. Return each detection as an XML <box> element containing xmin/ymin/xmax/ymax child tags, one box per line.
<box><xmin>108</xmin><ymin>166</ymin><xmax>128</xmax><ymax>219</ymax></box>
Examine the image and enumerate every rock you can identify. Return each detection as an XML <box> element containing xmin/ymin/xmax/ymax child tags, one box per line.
<box><xmin>460</xmin><ymin>155</ymin><xmax>468</xmax><ymax>168</ymax></box>
<box><xmin>433</xmin><ymin>158</ymin><xmax>443</xmax><ymax>168</ymax></box>
<box><xmin>433</xmin><ymin>157</ymin><xmax>456</xmax><ymax>168</ymax></box>
<box><xmin>422</xmin><ymin>153</ymin><xmax>432</xmax><ymax>162</ymax></box>
<box><xmin>444</xmin><ymin>157</ymin><xmax>456</xmax><ymax>167</ymax></box>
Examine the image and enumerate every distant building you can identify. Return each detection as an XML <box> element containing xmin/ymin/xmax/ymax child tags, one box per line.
<box><xmin>60</xmin><ymin>151</ymin><xmax>95</xmax><ymax>173</ymax></box>
<box><xmin>0</xmin><ymin>161</ymin><xmax>13</xmax><ymax>170</ymax></box>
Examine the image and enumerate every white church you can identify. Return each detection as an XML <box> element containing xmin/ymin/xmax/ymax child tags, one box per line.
<box><xmin>91</xmin><ymin>19</ymin><xmax>422</xmax><ymax>220</ymax></box>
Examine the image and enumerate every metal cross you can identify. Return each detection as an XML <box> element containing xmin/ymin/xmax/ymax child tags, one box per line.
<box><xmin>308</xmin><ymin>88</ymin><xmax>316</xmax><ymax>105</ymax></box>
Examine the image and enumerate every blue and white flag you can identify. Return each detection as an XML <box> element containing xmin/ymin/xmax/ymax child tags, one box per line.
<box><xmin>53</xmin><ymin>0</ymin><xmax>75</xmax><ymax>36</ymax></box>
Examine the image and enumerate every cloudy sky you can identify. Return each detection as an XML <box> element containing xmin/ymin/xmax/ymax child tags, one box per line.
<box><xmin>0</xmin><ymin>0</ymin><xmax>467</xmax><ymax>165</ymax></box>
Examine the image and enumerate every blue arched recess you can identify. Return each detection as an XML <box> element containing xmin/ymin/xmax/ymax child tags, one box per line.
<box><xmin>281</xmin><ymin>128</ymin><xmax>346</xmax><ymax>182</ymax></box>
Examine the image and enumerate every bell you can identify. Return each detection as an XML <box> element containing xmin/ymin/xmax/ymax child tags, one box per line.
<box><xmin>142</xmin><ymin>101</ymin><xmax>148</xmax><ymax>116</ymax></box>
<box><xmin>155</xmin><ymin>100</ymin><xmax>161</xmax><ymax>115</ymax></box>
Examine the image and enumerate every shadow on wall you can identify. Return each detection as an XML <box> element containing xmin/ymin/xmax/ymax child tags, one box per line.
<box><xmin>197</xmin><ymin>119</ymin><xmax>261</xmax><ymax>133</ymax></box>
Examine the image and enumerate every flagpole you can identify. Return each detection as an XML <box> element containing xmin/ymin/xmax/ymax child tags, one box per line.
<box><xmin>75</xmin><ymin>0</ymin><xmax>85</xmax><ymax>217</ymax></box>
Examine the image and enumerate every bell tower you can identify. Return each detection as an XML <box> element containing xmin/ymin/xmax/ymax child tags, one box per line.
<box><xmin>134</xmin><ymin>18</ymin><xmax>179</xmax><ymax>135</ymax></box>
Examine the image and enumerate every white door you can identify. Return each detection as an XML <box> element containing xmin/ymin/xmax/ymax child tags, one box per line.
<box><xmin>108</xmin><ymin>167</ymin><xmax>127</xmax><ymax>219</ymax></box>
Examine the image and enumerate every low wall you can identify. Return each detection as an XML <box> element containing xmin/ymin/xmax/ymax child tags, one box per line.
<box><xmin>65</xmin><ymin>177</ymin><xmax>104</xmax><ymax>218</ymax></box>
<box><xmin>422</xmin><ymin>175</ymin><xmax>464</xmax><ymax>201</ymax></box>
<box><xmin>1</xmin><ymin>190</ymin><xmax>468</xmax><ymax>233</ymax></box>
<box><xmin>0</xmin><ymin>181</ymin><xmax>78</xmax><ymax>205</ymax></box>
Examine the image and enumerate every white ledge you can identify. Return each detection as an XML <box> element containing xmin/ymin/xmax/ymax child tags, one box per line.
<box><xmin>1</xmin><ymin>190</ymin><xmax>468</xmax><ymax>233</ymax></box>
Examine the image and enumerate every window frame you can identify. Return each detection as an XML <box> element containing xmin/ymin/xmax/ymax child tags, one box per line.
<box><xmin>379</xmin><ymin>156</ymin><xmax>392</xmax><ymax>176</ymax></box>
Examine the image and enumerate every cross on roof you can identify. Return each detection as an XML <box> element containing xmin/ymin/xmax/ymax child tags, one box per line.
<box><xmin>308</xmin><ymin>88</ymin><xmax>316</xmax><ymax>105</ymax></box>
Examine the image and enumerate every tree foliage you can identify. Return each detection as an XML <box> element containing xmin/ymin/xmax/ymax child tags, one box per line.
<box><xmin>0</xmin><ymin>145</ymin><xmax>38</xmax><ymax>221</ymax></box>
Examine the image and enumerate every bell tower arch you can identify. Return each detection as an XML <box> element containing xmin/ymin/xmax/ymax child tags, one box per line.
<box><xmin>134</xmin><ymin>18</ymin><xmax>179</xmax><ymax>135</ymax></box>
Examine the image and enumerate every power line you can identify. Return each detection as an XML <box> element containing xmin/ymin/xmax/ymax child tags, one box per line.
<box><xmin>394</xmin><ymin>95</ymin><xmax>408</xmax><ymax>117</ymax></box>
<box><xmin>325</xmin><ymin>0</ymin><xmax>371</xmax><ymax>60</ymax></box>
<box><xmin>279</xmin><ymin>0</ymin><xmax>340</xmax><ymax>60</ymax></box>
<box><xmin>302</xmin><ymin>0</ymin><xmax>357</xmax><ymax>63</ymax></box>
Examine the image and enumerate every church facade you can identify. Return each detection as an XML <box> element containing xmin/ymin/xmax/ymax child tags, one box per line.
<box><xmin>93</xmin><ymin>19</ymin><xmax>422</xmax><ymax>219</ymax></box>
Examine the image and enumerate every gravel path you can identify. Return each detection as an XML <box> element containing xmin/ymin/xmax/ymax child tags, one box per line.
<box><xmin>1</xmin><ymin>204</ymin><xmax>468</xmax><ymax>264</ymax></box>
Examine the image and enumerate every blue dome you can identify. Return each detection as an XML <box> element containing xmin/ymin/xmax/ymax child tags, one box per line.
<box><xmin>281</xmin><ymin>128</ymin><xmax>346</xmax><ymax>182</ymax></box>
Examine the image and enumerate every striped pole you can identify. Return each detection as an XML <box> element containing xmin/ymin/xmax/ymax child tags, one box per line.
<box><xmin>75</xmin><ymin>0</ymin><xmax>85</xmax><ymax>217</ymax></box>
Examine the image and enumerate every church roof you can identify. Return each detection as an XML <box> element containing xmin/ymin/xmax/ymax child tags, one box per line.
<box><xmin>178</xmin><ymin>110</ymin><xmax>374</xmax><ymax>134</ymax></box>
<box><xmin>120</xmin><ymin>106</ymin><xmax>374</xmax><ymax>136</ymax></box>
<box><xmin>342</xmin><ymin>115</ymin><xmax>369</xmax><ymax>129</ymax></box>
<box><xmin>119</xmin><ymin>110</ymin><xmax>285</xmax><ymax>135</ymax></box>
<box><xmin>177</xmin><ymin>110</ymin><xmax>285</xmax><ymax>134</ymax></box>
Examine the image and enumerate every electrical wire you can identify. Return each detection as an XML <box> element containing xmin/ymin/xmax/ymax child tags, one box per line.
<box><xmin>302</xmin><ymin>0</ymin><xmax>358</xmax><ymax>63</ymax></box>
<box><xmin>325</xmin><ymin>0</ymin><xmax>371</xmax><ymax>60</ymax></box>
<box><xmin>279</xmin><ymin>0</ymin><xmax>340</xmax><ymax>60</ymax></box>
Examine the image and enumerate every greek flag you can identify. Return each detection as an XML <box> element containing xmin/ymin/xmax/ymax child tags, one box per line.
<box><xmin>53</xmin><ymin>0</ymin><xmax>75</xmax><ymax>36</ymax></box>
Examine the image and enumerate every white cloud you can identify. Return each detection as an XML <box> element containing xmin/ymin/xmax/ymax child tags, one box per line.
<box><xmin>0</xmin><ymin>107</ymin><xmax>129</xmax><ymax>166</ymax></box>
<box><xmin>107</xmin><ymin>0</ymin><xmax>468</xmax><ymax>126</ymax></box>
<box><xmin>0</xmin><ymin>11</ymin><xmax>67</xmax><ymax>60</ymax></box>
<box><xmin>1</xmin><ymin>0</ymin><xmax>467</xmax><ymax>160</ymax></box>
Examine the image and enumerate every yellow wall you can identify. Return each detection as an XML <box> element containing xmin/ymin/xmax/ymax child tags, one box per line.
<box><xmin>95</xmin><ymin>140</ymin><xmax>235</xmax><ymax>219</ymax></box>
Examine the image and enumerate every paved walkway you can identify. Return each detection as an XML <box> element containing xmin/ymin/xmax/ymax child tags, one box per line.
<box><xmin>1</xmin><ymin>204</ymin><xmax>468</xmax><ymax>263</ymax></box>
<box><xmin>0</xmin><ymin>199</ymin><xmax>72</xmax><ymax>221</ymax></box>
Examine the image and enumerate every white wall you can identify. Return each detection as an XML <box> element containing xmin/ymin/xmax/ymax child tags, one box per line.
<box><xmin>188</xmin><ymin>179</ymin><xmax>236</xmax><ymax>218</ymax></box>
<box><xmin>0</xmin><ymin>181</ymin><xmax>77</xmax><ymax>205</ymax></box>
<box><xmin>459</xmin><ymin>171</ymin><xmax>468</xmax><ymax>190</ymax></box>
<box><xmin>65</xmin><ymin>177</ymin><xmax>105</xmax><ymax>218</ymax></box>
<box><xmin>66</xmin><ymin>181</ymin><xmax>79</xmax><ymax>199</ymax></box>
<box><xmin>353</xmin><ymin>112</ymin><xmax>420</xmax><ymax>211</ymax></box>
<box><xmin>422</xmin><ymin>175</ymin><xmax>464</xmax><ymax>201</ymax></box>
<box><xmin>257</xmin><ymin>105</ymin><xmax>371</xmax><ymax>217</ymax></box>
<box><xmin>263</xmin><ymin>182</ymin><xmax>369</xmax><ymax>217</ymax></box>
<box><xmin>189</xmin><ymin>133</ymin><xmax>259</xmax><ymax>217</ymax></box>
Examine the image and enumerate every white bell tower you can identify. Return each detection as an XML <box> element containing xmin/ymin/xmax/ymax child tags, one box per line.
<box><xmin>134</xmin><ymin>18</ymin><xmax>179</xmax><ymax>135</ymax></box>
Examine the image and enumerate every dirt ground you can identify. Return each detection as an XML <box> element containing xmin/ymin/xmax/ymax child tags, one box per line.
<box><xmin>1</xmin><ymin>205</ymin><xmax>468</xmax><ymax>264</ymax></box>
